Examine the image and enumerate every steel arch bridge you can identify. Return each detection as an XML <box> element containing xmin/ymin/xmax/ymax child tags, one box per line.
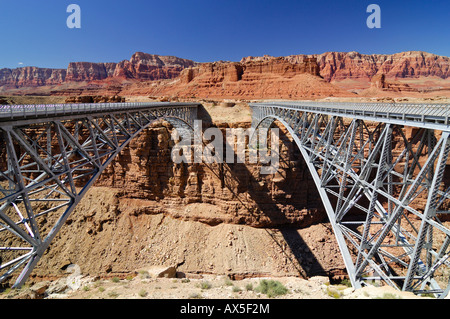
<box><xmin>1</xmin><ymin>100</ymin><xmax>450</xmax><ymax>299</ymax></box>
<box><xmin>0</xmin><ymin>102</ymin><xmax>198</xmax><ymax>288</ymax></box>
<box><xmin>251</xmin><ymin>101</ymin><xmax>450</xmax><ymax>298</ymax></box>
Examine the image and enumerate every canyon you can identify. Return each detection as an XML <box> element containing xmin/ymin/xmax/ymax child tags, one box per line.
<box><xmin>20</xmin><ymin>110</ymin><xmax>347</xmax><ymax>286</ymax></box>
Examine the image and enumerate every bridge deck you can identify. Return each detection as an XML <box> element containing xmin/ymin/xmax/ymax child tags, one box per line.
<box><xmin>0</xmin><ymin>102</ymin><xmax>200</xmax><ymax>125</ymax></box>
<box><xmin>251</xmin><ymin>101</ymin><xmax>450</xmax><ymax>131</ymax></box>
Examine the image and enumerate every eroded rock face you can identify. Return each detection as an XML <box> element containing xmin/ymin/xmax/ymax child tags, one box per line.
<box><xmin>171</xmin><ymin>56</ymin><xmax>349</xmax><ymax>99</ymax></box>
<box><xmin>310</xmin><ymin>51</ymin><xmax>450</xmax><ymax>82</ymax></box>
<box><xmin>0</xmin><ymin>52</ymin><xmax>196</xmax><ymax>89</ymax></box>
<box><xmin>66</xmin><ymin>62</ymin><xmax>117</xmax><ymax>82</ymax></box>
<box><xmin>2</xmin><ymin>51</ymin><xmax>449</xmax><ymax>99</ymax></box>
<box><xmin>370</xmin><ymin>73</ymin><xmax>418</xmax><ymax>92</ymax></box>
<box><xmin>96</xmin><ymin>121</ymin><xmax>326</xmax><ymax>228</ymax></box>
<box><xmin>0</xmin><ymin>67</ymin><xmax>66</xmax><ymax>88</ymax></box>
<box><xmin>181</xmin><ymin>56</ymin><xmax>320</xmax><ymax>84</ymax></box>
<box><xmin>64</xmin><ymin>95</ymin><xmax>125</xmax><ymax>103</ymax></box>
<box><xmin>113</xmin><ymin>52</ymin><xmax>197</xmax><ymax>80</ymax></box>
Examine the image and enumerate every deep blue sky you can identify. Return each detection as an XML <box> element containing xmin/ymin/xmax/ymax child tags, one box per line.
<box><xmin>0</xmin><ymin>0</ymin><xmax>449</xmax><ymax>69</ymax></box>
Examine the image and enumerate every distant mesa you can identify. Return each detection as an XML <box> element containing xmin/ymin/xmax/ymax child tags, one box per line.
<box><xmin>0</xmin><ymin>50</ymin><xmax>449</xmax><ymax>100</ymax></box>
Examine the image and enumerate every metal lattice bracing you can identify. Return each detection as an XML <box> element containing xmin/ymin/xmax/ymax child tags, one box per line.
<box><xmin>251</xmin><ymin>101</ymin><xmax>450</xmax><ymax>298</ymax></box>
<box><xmin>0</xmin><ymin>102</ymin><xmax>198</xmax><ymax>287</ymax></box>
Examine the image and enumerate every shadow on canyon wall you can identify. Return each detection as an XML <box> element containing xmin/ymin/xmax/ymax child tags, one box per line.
<box><xmin>195</xmin><ymin>115</ymin><xmax>331</xmax><ymax>279</ymax></box>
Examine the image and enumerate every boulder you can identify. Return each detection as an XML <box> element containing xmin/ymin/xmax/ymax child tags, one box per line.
<box><xmin>145</xmin><ymin>266</ymin><xmax>177</xmax><ymax>278</ymax></box>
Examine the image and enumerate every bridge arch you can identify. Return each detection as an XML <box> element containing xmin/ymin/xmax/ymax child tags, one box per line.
<box><xmin>0</xmin><ymin>103</ymin><xmax>198</xmax><ymax>287</ymax></box>
<box><xmin>251</xmin><ymin>114</ymin><xmax>360</xmax><ymax>288</ymax></box>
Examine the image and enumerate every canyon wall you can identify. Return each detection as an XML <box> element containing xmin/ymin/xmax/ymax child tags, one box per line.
<box><xmin>95</xmin><ymin>121</ymin><xmax>326</xmax><ymax>228</ymax></box>
<box><xmin>0</xmin><ymin>67</ymin><xmax>66</xmax><ymax>88</ymax></box>
<box><xmin>0</xmin><ymin>52</ymin><xmax>197</xmax><ymax>89</ymax></box>
<box><xmin>158</xmin><ymin>56</ymin><xmax>347</xmax><ymax>99</ymax></box>
<box><xmin>66</xmin><ymin>62</ymin><xmax>117</xmax><ymax>82</ymax></box>
<box><xmin>1</xmin><ymin>51</ymin><xmax>448</xmax><ymax>92</ymax></box>
<box><xmin>285</xmin><ymin>51</ymin><xmax>450</xmax><ymax>82</ymax></box>
<box><xmin>25</xmin><ymin>119</ymin><xmax>347</xmax><ymax>283</ymax></box>
<box><xmin>113</xmin><ymin>52</ymin><xmax>197</xmax><ymax>80</ymax></box>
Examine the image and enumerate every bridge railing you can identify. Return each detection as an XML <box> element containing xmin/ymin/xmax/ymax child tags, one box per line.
<box><xmin>0</xmin><ymin>102</ymin><xmax>199</xmax><ymax>122</ymax></box>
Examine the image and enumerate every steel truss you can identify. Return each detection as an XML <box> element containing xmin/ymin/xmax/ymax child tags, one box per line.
<box><xmin>0</xmin><ymin>102</ymin><xmax>198</xmax><ymax>288</ymax></box>
<box><xmin>251</xmin><ymin>101</ymin><xmax>450</xmax><ymax>298</ymax></box>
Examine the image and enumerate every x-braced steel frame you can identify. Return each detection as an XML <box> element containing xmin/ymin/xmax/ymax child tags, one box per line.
<box><xmin>0</xmin><ymin>102</ymin><xmax>198</xmax><ymax>287</ymax></box>
<box><xmin>251</xmin><ymin>102</ymin><xmax>450</xmax><ymax>298</ymax></box>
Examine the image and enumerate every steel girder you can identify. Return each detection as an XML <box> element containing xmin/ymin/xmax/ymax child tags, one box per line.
<box><xmin>251</xmin><ymin>102</ymin><xmax>450</xmax><ymax>298</ymax></box>
<box><xmin>0</xmin><ymin>102</ymin><xmax>198</xmax><ymax>288</ymax></box>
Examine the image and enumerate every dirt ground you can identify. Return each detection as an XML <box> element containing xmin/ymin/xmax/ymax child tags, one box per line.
<box><xmin>0</xmin><ymin>270</ymin><xmax>429</xmax><ymax>300</ymax></box>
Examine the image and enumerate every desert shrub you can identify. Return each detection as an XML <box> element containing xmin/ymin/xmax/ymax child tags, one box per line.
<box><xmin>138</xmin><ymin>289</ymin><xmax>148</xmax><ymax>297</ymax></box>
<box><xmin>200</xmin><ymin>281</ymin><xmax>212</xmax><ymax>290</ymax></box>
<box><xmin>224</xmin><ymin>278</ymin><xmax>234</xmax><ymax>286</ymax></box>
<box><xmin>255</xmin><ymin>280</ymin><xmax>288</xmax><ymax>298</ymax></box>
<box><xmin>232</xmin><ymin>286</ymin><xmax>242</xmax><ymax>292</ymax></box>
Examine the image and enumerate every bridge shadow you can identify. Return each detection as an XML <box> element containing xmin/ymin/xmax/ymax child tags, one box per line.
<box><xmin>196</xmin><ymin>119</ymin><xmax>334</xmax><ymax>280</ymax></box>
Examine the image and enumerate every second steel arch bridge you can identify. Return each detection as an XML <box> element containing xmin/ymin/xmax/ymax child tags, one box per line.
<box><xmin>251</xmin><ymin>101</ymin><xmax>450</xmax><ymax>298</ymax></box>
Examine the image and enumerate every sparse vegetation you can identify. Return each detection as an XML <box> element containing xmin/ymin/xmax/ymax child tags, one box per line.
<box><xmin>138</xmin><ymin>270</ymin><xmax>150</xmax><ymax>279</ymax></box>
<box><xmin>326</xmin><ymin>286</ymin><xmax>342</xmax><ymax>299</ymax></box>
<box><xmin>138</xmin><ymin>289</ymin><xmax>148</xmax><ymax>297</ymax></box>
<box><xmin>232</xmin><ymin>286</ymin><xmax>242</xmax><ymax>293</ymax></box>
<box><xmin>224</xmin><ymin>278</ymin><xmax>234</xmax><ymax>286</ymax></box>
<box><xmin>325</xmin><ymin>284</ymin><xmax>349</xmax><ymax>299</ymax></box>
<box><xmin>376</xmin><ymin>293</ymin><xmax>402</xmax><ymax>299</ymax></box>
<box><xmin>199</xmin><ymin>281</ymin><xmax>212</xmax><ymax>290</ymax></box>
<box><xmin>340</xmin><ymin>279</ymin><xmax>352</xmax><ymax>287</ymax></box>
<box><xmin>108</xmin><ymin>291</ymin><xmax>119</xmax><ymax>298</ymax></box>
<box><xmin>255</xmin><ymin>280</ymin><xmax>288</xmax><ymax>298</ymax></box>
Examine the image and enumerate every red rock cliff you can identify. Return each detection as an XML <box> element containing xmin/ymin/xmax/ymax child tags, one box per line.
<box><xmin>66</xmin><ymin>62</ymin><xmax>117</xmax><ymax>82</ymax></box>
<box><xmin>1</xmin><ymin>51</ymin><xmax>449</xmax><ymax>94</ymax></box>
<box><xmin>310</xmin><ymin>51</ymin><xmax>450</xmax><ymax>81</ymax></box>
<box><xmin>164</xmin><ymin>56</ymin><xmax>349</xmax><ymax>99</ymax></box>
<box><xmin>113</xmin><ymin>52</ymin><xmax>197</xmax><ymax>80</ymax></box>
<box><xmin>0</xmin><ymin>67</ymin><xmax>66</xmax><ymax>88</ymax></box>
